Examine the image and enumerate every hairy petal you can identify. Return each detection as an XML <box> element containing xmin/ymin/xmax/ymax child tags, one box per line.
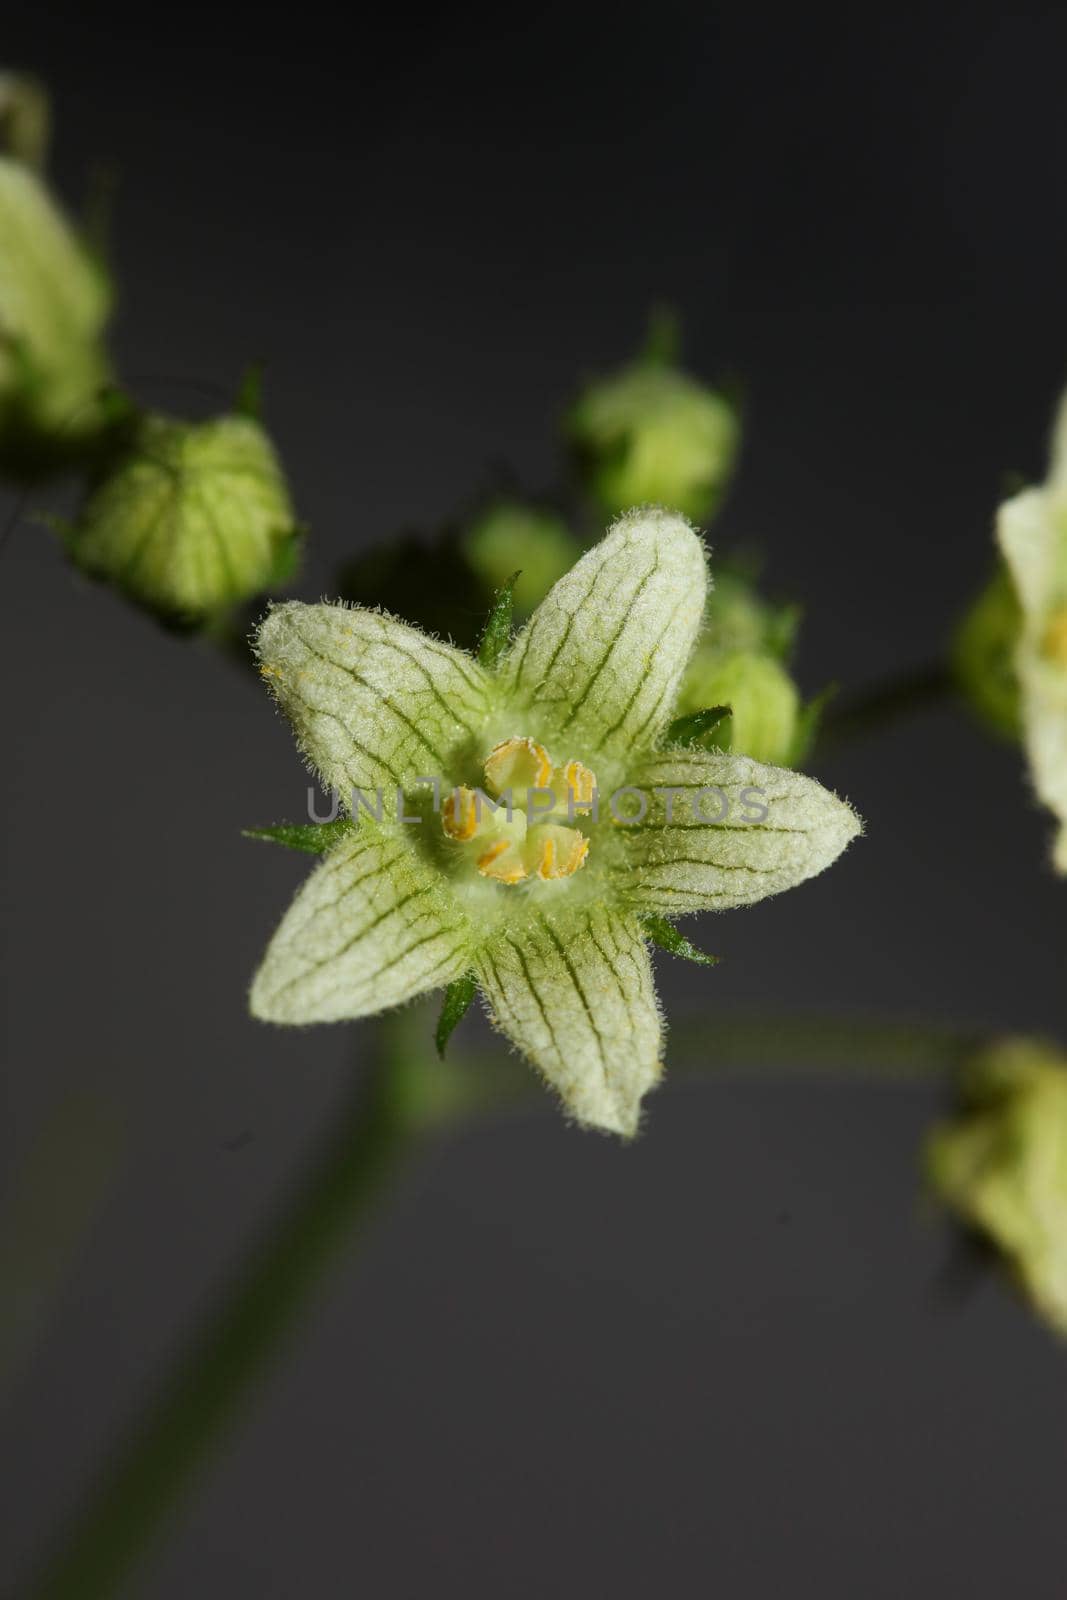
<box><xmin>474</xmin><ymin>906</ymin><xmax>662</xmax><ymax>1137</ymax></box>
<box><xmin>256</xmin><ymin>602</ymin><xmax>490</xmax><ymax>799</ymax></box>
<box><xmin>251</xmin><ymin>826</ymin><xmax>474</xmax><ymax>1023</ymax></box>
<box><xmin>500</xmin><ymin>509</ymin><xmax>707</xmax><ymax>771</ymax></box>
<box><xmin>620</xmin><ymin>751</ymin><xmax>861</xmax><ymax>912</ymax></box>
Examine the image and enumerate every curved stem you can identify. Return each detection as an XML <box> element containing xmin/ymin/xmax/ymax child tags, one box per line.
<box><xmin>25</xmin><ymin>1007</ymin><xmax>983</xmax><ymax>1599</ymax></box>
<box><xmin>819</xmin><ymin>660</ymin><xmax>955</xmax><ymax>748</ymax></box>
<box><xmin>27</xmin><ymin>1062</ymin><xmax>414</xmax><ymax>1600</ymax></box>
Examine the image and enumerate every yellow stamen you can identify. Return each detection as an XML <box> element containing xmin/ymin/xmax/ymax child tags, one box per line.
<box><xmin>476</xmin><ymin>838</ymin><xmax>528</xmax><ymax>884</ymax></box>
<box><xmin>484</xmin><ymin>736</ymin><xmax>553</xmax><ymax>798</ymax></box>
<box><xmin>527</xmin><ymin>823</ymin><xmax>590</xmax><ymax>881</ymax></box>
<box><xmin>1042</xmin><ymin>605</ymin><xmax>1067</xmax><ymax>668</ymax></box>
<box><xmin>442</xmin><ymin>786</ymin><xmax>479</xmax><ymax>841</ymax></box>
<box><xmin>557</xmin><ymin>759</ymin><xmax>596</xmax><ymax>808</ymax></box>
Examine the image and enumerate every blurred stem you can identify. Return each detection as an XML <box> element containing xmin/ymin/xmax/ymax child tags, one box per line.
<box><xmin>668</xmin><ymin>1013</ymin><xmax>984</xmax><ymax>1082</ymax></box>
<box><xmin>819</xmin><ymin>660</ymin><xmax>954</xmax><ymax>748</ymax></box>
<box><xmin>28</xmin><ymin>1060</ymin><xmax>417</xmax><ymax>1600</ymax></box>
<box><xmin>27</xmin><ymin>1007</ymin><xmax>979</xmax><ymax>1599</ymax></box>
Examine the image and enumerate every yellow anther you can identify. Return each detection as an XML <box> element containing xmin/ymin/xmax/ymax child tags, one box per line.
<box><xmin>1042</xmin><ymin>605</ymin><xmax>1067</xmax><ymax>668</ymax></box>
<box><xmin>476</xmin><ymin>838</ymin><xmax>529</xmax><ymax>884</ymax></box>
<box><xmin>442</xmin><ymin>786</ymin><xmax>479</xmax><ymax>841</ymax></box>
<box><xmin>484</xmin><ymin>736</ymin><xmax>553</xmax><ymax>798</ymax></box>
<box><xmin>527</xmin><ymin>822</ymin><xmax>590</xmax><ymax>881</ymax></box>
<box><xmin>446</xmin><ymin>738</ymin><xmax>594</xmax><ymax>887</ymax></box>
<box><xmin>556</xmin><ymin>759</ymin><xmax>596</xmax><ymax>808</ymax></box>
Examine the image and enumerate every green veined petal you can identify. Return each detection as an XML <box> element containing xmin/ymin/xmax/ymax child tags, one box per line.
<box><xmin>620</xmin><ymin>751</ymin><xmax>861</xmax><ymax>912</ymax></box>
<box><xmin>474</xmin><ymin>905</ymin><xmax>661</xmax><ymax>1137</ymax></box>
<box><xmin>251</xmin><ymin>825</ymin><xmax>474</xmax><ymax>1023</ymax></box>
<box><xmin>255</xmin><ymin>601</ymin><xmax>491</xmax><ymax>800</ymax></box>
<box><xmin>500</xmin><ymin>509</ymin><xmax>707</xmax><ymax>773</ymax></box>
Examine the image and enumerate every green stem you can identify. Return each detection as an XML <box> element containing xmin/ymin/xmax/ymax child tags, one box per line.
<box><xmin>820</xmin><ymin>660</ymin><xmax>954</xmax><ymax>747</ymax></box>
<box><xmin>28</xmin><ymin>1062</ymin><xmax>415</xmax><ymax>1600</ymax></box>
<box><xmin>26</xmin><ymin>1008</ymin><xmax>982</xmax><ymax>1599</ymax></box>
<box><xmin>668</xmin><ymin>1013</ymin><xmax>984</xmax><ymax>1082</ymax></box>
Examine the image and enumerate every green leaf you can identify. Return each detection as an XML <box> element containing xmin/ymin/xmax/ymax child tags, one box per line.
<box><xmin>435</xmin><ymin>972</ymin><xmax>478</xmax><ymax>1058</ymax></box>
<box><xmin>665</xmin><ymin>706</ymin><xmax>732</xmax><ymax>750</ymax></box>
<box><xmin>477</xmin><ymin>570</ymin><xmax>521</xmax><ymax>671</ymax></box>
<box><xmin>641</xmin><ymin>914</ymin><xmax>720</xmax><ymax>967</ymax></box>
<box><xmin>242</xmin><ymin>819</ymin><xmax>355</xmax><ymax>854</ymax></box>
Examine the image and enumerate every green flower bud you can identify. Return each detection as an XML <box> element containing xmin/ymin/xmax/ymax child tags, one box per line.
<box><xmin>952</xmin><ymin>563</ymin><xmax>1023</xmax><ymax>740</ymax></box>
<box><xmin>567</xmin><ymin>359</ymin><xmax>739</xmax><ymax>525</ymax></box>
<box><xmin>0</xmin><ymin>155</ymin><xmax>112</xmax><ymax>468</ymax></box>
<box><xmin>462</xmin><ymin>501</ymin><xmax>578</xmax><ymax>616</ymax></box>
<box><xmin>0</xmin><ymin>73</ymin><xmax>50</xmax><ymax>168</ymax></box>
<box><xmin>926</xmin><ymin>1040</ymin><xmax>1067</xmax><ymax>1337</ymax></box>
<box><xmin>676</xmin><ymin>647</ymin><xmax>801</xmax><ymax>765</ymax></box>
<box><xmin>67</xmin><ymin>411</ymin><xmax>301</xmax><ymax>622</ymax></box>
<box><xmin>703</xmin><ymin>568</ymin><xmax>800</xmax><ymax>659</ymax></box>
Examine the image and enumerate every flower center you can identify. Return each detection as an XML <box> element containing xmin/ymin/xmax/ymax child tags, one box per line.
<box><xmin>441</xmin><ymin>736</ymin><xmax>596</xmax><ymax>885</ymax></box>
<box><xmin>1041</xmin><ymin>604</ymin><xmax>1067</xmax><ymax>668</ymax></box>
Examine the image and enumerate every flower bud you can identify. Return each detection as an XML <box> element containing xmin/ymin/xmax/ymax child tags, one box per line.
<box><xmin>461</xmin><ymin>501</ymin><xmax>578</xmax><ymax>616</ymax></box>
<box><xmin>67</xmin><ymin>411</ymin><xmax>300</xmax><ymax>622</ymax></box>
<box><xmin>677</xmin><ymin>647</ymin><xmax>800</xmax><ymax>765</ymax></box>
<box><xmin>0</xmin><ymin>72</ymin><xmax>50</xmax><ymax>168</ymax></box>
<box><xmin>952</xmin><ymin>563</ymin><xmax>1022</xmax><ymax>739</ymax></box>
<box><xmin>566</xmin><ymin>357</ymin><xmax>739</xmax><ymax>524</ymax></box>
<box><xmin>926</xmin><ymin>1040</ymin><xmax>1067</xmax><ymax>1337</ymax></box>
<box><xmin>0</xmin><ymin>155</ymin><xmax>112</xmax><ymax>469</ymax></box>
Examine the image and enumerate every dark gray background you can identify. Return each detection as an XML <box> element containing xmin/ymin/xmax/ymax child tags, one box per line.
<box><xmin>3</xmin><ymin>4</ymin><xmax>1066</xmax><ymax>1595</ymax></box>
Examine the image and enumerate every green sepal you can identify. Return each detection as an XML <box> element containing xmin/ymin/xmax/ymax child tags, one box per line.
<box><xmin>235</xmin><ymin>362</ymin><xmax>264</xmax><ymax>420</ymax></box>
<box><xmin>641</xmin><ymin>915</ymin><xmax>720</xmax><ymax>967</ymax></box>
<box><xmin>664</xmin><ymin>706</ymin><xmax>732</xmax><ymax>750</ymax></box>
<box><xmin>242</xmin><ymin>819</ymin><xmax>355</xmax><ymax>854</ymax></box>
<box><xmin>788</xmin><ymin>683</ymin><xmax>837</xmax><ymax>767</ymax></box>
<box><xmin>265</xmin><ymin>523</ymin><xmax>306</xmax><ymax>589</ymax></box>
<box><xmin>435</xmin><ymin>972</ymin><xmax>478</xmax><ymax>1058</ymax></box>
<box><xmin>477</xmin><ymin>570</ymin><xmax>521</xmax><ymax>671</ymax></box>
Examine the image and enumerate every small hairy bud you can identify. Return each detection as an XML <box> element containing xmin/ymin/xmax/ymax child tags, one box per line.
<box><xmin>462</xmin><ymin>501</ymin><xmax>577</xmax><ymax>617</ymax></box>
<box><xmin>68</xmin><ymin>411</ymin><xmax>300</xmax><ymax>622</ymax></box>
<box><xmin>926</xmin><ymin>1040</ymin><xmax>1067</xmax><ymax>1337</ymax></box>
<box><xmin>676</xmin><ymin>648</ymin><xmax>800</xmax><ymax>766</ymax></box>
<box><xmin>0</xmin><ymin>155</ymin><xmax>112</xmax><ymax>470</ymax></box>
<box><xmin>567</xmin><ymin>359</ymin><xmax>739</xmax><ymax>525</ymax></box>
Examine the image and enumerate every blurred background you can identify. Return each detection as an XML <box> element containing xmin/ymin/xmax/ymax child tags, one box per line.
<box><xmin>2</xmin><ymin>3</ymin><xmax>1066</xmax><ymax>1595</ymax></box>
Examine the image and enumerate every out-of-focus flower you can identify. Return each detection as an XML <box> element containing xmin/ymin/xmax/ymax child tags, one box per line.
<box><xmin>566</xmin><ymin>331</ymin><xmax>739</xmax><ymax>524</ymax></box>
<box><xmin>66</xmin><ymin>410</ymin><xmax>301</xmax><ymax>623</ymax></box>
<box><xmin>0</xmin><ymin>72</ymin><xmax>50</xmax><ymax>168</ymax></box>
<box><xmin>674</xmin><ymin>567</ymin><xmax>808</xmax><ymax>765</ymax></box>
<box><xmin>249</xmin><ymin>510</ymin><xmax>861</xmax><ymax>1136</ymax></box>
<box><xmin>996</xmin><ymin>391</ymin><xmax>1067</xmax><ymax>871</ymax></box>
<box><xmin>952</xmin><ymin>561</ymin><xmax>1023</xmax><ymax>740</ymax></box>
<box><xmin>926</xmin><ymin>1038</ymin><xmax>1067</xmax><ymax>1337</ymax></box>
<box><xmin>461</xmin><ymin>500</ymin><xmax>577</xmax><ymax>617</ymax></box>
<box><xmin>0</xmin><ymin>154</ymin><xmax>111</xmax><ymax>470</ymax></box>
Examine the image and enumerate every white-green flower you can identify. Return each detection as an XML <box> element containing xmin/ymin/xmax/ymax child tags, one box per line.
<box><xmin>997</xmin><ymin>390</ymin><xmax>1067</xmax><ymax>871</ymax></box>
<box><xmin>250</xmin><ymin>510</ymin><xmax>861</xmax><ymax>1136</ymax></box>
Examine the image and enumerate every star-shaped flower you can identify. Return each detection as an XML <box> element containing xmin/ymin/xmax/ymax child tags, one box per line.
<box><xmin>997</xmin><ymin>390</ymin><xmax>1067</xmax><ymax>872</ymax></box>
<box><xmin>250</xmin><ymin>509</ymin><xmax>861</xmax><ymax>1135</ymax></box>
